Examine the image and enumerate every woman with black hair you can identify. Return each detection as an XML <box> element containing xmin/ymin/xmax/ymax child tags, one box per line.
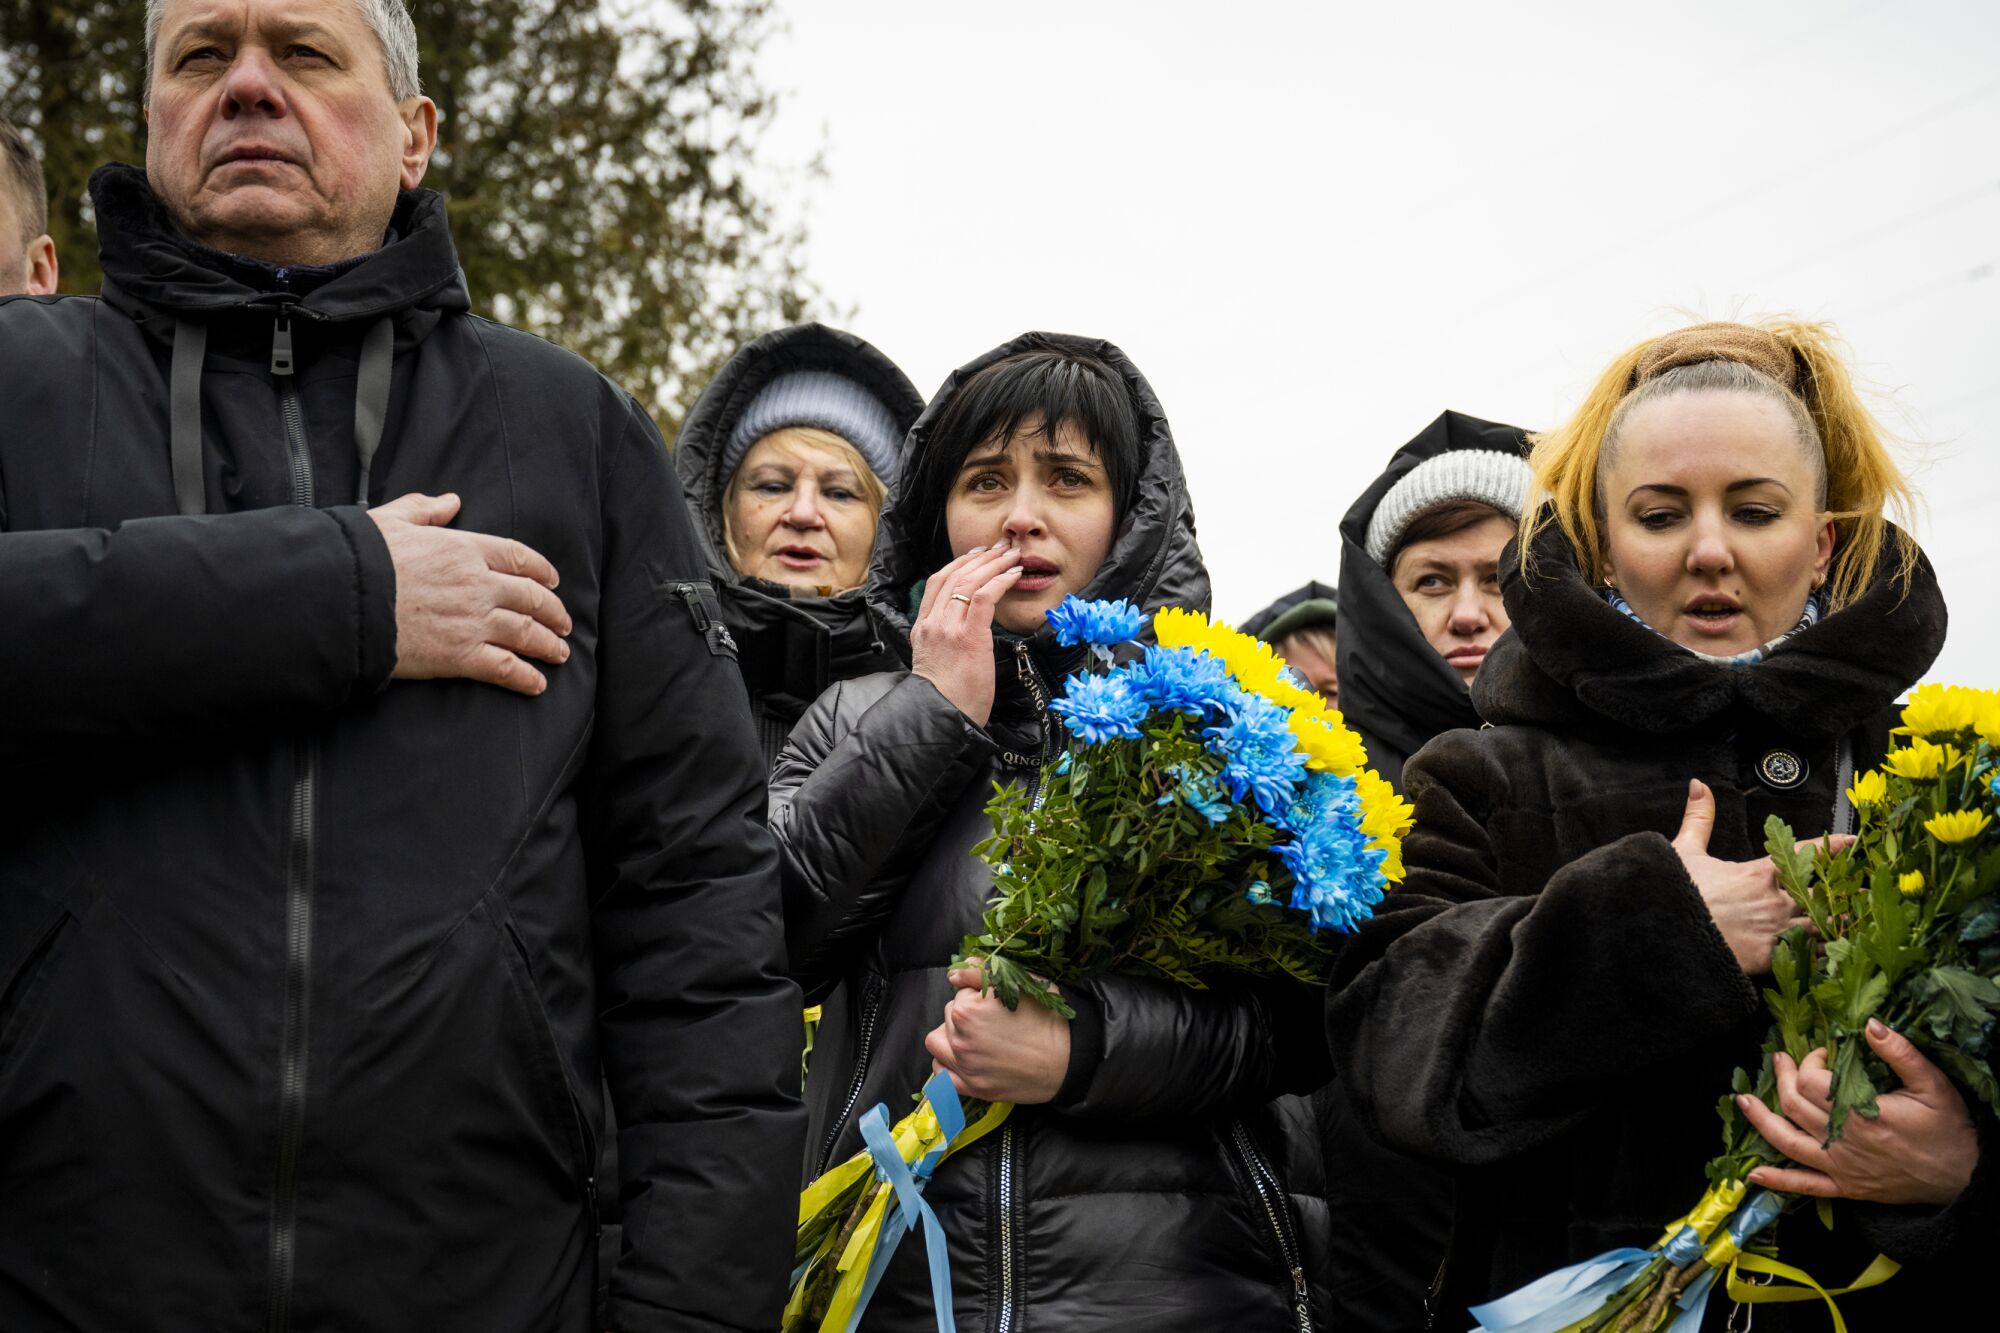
<box><xmin>773</xmin><ymin>333</ymin><xmax>1334</xmax><ymax>1329</ymax></box>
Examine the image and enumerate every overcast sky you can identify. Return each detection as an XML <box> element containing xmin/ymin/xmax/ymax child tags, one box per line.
<box><xmin>741</xmin><ymin>0</ymin><xmax>2000</xmax><ymax>686</ymax></box>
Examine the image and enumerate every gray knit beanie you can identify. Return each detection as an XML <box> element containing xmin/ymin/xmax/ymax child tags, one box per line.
<box><xmin>722</xmin><ymin>370</ymin><xmax>903</xmax><ymax>485</ymax></box>
<box><xmin>1365</xmin><ymin>449</ymin><xmax>1533</xmax><ymax>566</ymax></box>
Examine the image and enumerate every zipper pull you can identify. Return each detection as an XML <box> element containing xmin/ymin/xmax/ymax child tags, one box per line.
<box><xmin>675</xmin><ymin>582</ymin><xmax>710</xmax><ymax>630</ymax></box>
<box><xmin>271</xmin><ymin>312</ymin><xmax>295</xmax><ymax>376</ymax></box>
<box><xmin>1292</xmin><ymin>1267</ymin><xmax>1314</xmax><ymax>1330</ymax></box>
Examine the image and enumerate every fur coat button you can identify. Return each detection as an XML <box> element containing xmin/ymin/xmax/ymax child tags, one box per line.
<box><xmin>1757</xmin><ymin>748</ymin><xmax>1808</xmax><ymax>790</ymax></box>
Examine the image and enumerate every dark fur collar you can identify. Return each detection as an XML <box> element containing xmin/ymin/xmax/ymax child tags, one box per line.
<box><xmin>1475</xmin><ymin>519</ymin><xmax>1947</xmax><ymax>741</ymax></box>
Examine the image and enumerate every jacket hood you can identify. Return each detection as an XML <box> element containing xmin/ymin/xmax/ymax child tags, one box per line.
<box><xmin>1334</xmin><ymin>410</ymin><xmax>1531</xmax><ymax>778</ymax></box>
<box><xmin>865</xmin><ymin>331</ymin><xmax>1211</xmax><ymax>659</ymax></box>
<box><xmin>1241</xmin><ymin>581</ymin><xmax>1337</xmax><ymax>641</ymax></box>
<box><xmin>1476</xmin><ymin>518</ymin><xmax>1948</xmax><ymax>741</ymax></box>
<box><xmin>675</xmin><ymin>323</ymin><xmax>924</xmax><ymax>603</ymax></box>
<box><xmin>89</xmin><ymin>163</ymin><xmax>470</xmax><ymax>325</ymax></box>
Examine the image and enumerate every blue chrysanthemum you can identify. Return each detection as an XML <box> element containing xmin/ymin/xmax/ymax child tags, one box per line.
<box><xmin>1129</xmin><ymin>645</ymin><xmax>1235</xmax><ymax>718</ymax></box>
<box><xmin>1051</xmin><ymin>672</ymin><xmax>1148</xmax><ymax>745</ymax></box>
<box><xmin>1153</xmin><ymin>761</ymin><xmax>1234</xmax><ymax>825</ymax></box>
<box><xmin>1989</xmin><ymin>772</ymin><xmax>2000</xmax><ymax>801</ymax></box>
<box><xmin>1203</xmin><ymin>693</ymin><xmax>1307</xmax><ymax>817</ymax></box>
<box><xmin>1274</xmin><ymin>769</ymin><xmax>1356</xmax><ymax>835</ymax></box>
<box><xmin>1046</xmin><ymin>596</ymin><xmax>1146</xmax><ymax>648</ymax></box>
<box><xmin>1274</xmin><ymin>796</ymin><xmax>1388</xmax><ymax>933</ymax></box>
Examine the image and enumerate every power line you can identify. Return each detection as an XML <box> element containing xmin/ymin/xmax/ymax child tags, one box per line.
<box><xmin>1741</xmin><ymin>179</ymin><xmax>2000</xmax><ymax>289</ymax></box>
<box><xmin>1852</xmin><ymin>259</ymin><xmax>1994</xmax><ymax>319</ymax></box>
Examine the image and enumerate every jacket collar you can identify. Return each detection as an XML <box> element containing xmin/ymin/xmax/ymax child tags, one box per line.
<box><xmin>1476</xmin><ymin>518</ymin><xmax>1948</xmax><ymax>741</ymax></box>
<box><xmin>88</xmin><ymin>163</ymin><xmax>469</xmax><ymax>325</ymax></box>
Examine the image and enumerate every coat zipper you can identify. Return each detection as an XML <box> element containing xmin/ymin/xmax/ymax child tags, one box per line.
<box><xmin>1229</xmin><ymin>1119</ymin><xmax>1314</xmax><ymax>1332</ymax></box>
<box><xmin>990</xmin><ymin>645</ymin><xmax>1048</xmax><ymax>1333</ymax></box>
<box><xmin>1006</xmin><ymin>642</ymin><xmax>1058</xmax><ymax>809</ymax></box>
<box><xmin>1830</xmin><ymin>734</ymin><xmax>1855</xmax><ymax>836</ymax></box>
<box><xmin>265</xmin><ymin>313</ymin><xmax>318</xmax><ymax>1333</ymax></box>
<box><xmin>995</xmin><ymin>1117</ymin><xmax>1019</xmax><ymax>1333</ymax></box>
<box><xmin>816</xmin><ymin>971</ymin><xmax>887</xmax><ymax>1174</ymax></box>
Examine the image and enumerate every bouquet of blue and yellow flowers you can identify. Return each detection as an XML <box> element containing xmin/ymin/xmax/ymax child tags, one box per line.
<box><xmin>1473</xmin><ymin>685</ymin><xmax>2000</xmax><ymax>1333</ymax></box>
<box><xmin>784</xmin><ymin>597</ymin><xmax>1412</xmax><ymax>1332</ymax></box>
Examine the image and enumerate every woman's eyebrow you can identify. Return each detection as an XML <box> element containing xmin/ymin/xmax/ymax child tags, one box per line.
<box><xmin>1626</xmin><ymin>478</ymin><xmax>1790</xmax><ymax>502</ymax></box>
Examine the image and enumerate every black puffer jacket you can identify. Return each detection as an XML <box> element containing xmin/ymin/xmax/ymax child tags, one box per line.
<box><xmin>0</xmin><ymin>166</ymin><xmax>802</xmax><ymax>1332</ymax></box>
<box><xmin>1334</xmin><ymin>411</ymin><xmax>1531</xmax><ymax>786</ymax></box>
<box><xmin>1325</xmin><ymin>521</ymin><xmax>1999</xmax><ymax>1329</ymax></box>
<box><xmin>674</xmin><ymin>324</ymin><xmax>921</xmax><ymax>768</ymax></box>
<box><xmin>774</xmin><ymin>333</ymin><xmax>1335</xmax><ymax>1330</ymax></box>
<box><xmin>1243</xmin><ymin>582</ymin><xmax>1453</xmax><ymax>1332</ymax></box>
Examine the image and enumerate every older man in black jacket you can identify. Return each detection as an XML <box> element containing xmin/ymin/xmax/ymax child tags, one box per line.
<box><xmin>0</xmin><ymin>2</ymin><xmax>802</xmax><ymax>1330</ymax></box>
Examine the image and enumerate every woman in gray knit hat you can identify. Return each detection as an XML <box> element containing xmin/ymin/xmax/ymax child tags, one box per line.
<box><xmin>674</xmin><ymin>323</ymin><xmax>924</xmax><ymax>768</ymax></box>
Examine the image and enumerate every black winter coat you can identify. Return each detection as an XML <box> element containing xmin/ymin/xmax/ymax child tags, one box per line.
<box><xmin>1325</xmin><ymin>520</ymin><xmax>1999</xmax><ymax>1330</ymax></box>
<box><xmin>0</xmin><ymin>166</ymin><xmax>803</xmax><ymax>1332</ymax></box>
<box><xmin>674</xmin><ymin>323</ymin><xmax>921</xmax><ymax>769</ymax></box>
<box><xmin>1243</xmin><ymin>579</ymin><xmax>1449</xmax><ymax>1330</ymax></box>
<box><xmin>774</xmin><ymin>333</ymin><xmax>1335</xmax><ymax>1330</ymax></box>
<box><xmin>1334</xmin><ymin>411</ymin><xmax>1531</xmax><ymax>787</ymax></box>
<box><xmin>1322</xmin><ymin>412</ymin><xmax>1533</xmax><ymax>1330</ymax></box>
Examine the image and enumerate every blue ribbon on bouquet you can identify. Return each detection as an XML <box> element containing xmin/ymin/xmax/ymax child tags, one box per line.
<box><xmin>1467</xmin><ymin>1189</ymin><xmax>1788</xmax><ymax>1333</ymax></box>
<box><xmin>1467</xmin><ymin>1247</ymin><xmax>1660</xmax><ymax>1333</ymax></box>
<box><xmin>842</xmin><ymin>1070</ymin><xmax>968</xmax><ymax>1333</ymax></box>
<box><xmin>1668</xmin><ymin>1190</ymin><xmax>1786</xmax><ymax>1331</ymax></box>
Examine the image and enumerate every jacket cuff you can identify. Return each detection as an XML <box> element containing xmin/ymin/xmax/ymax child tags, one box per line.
<box><xmin>1852</xmin><ymin>1104</ymin><xmax>2000</xmax><ymax>1265</ymax></box>
<box><xmin>1051</xmin><ymin>982</ymin><xmax>1106</xmax><ymax>1109</ymax></box>
<box><xmin>324</xmin><ymin>505</ymin><xmax>399</xmax><ymax>695</ymax></box>
<box><xmin>1644</xmin><ymin>831</ymin><xmax>1763</xmax><ymax>1017</ymax></box>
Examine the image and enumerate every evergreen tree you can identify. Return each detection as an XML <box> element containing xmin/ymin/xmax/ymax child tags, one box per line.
<box><xmin>0</xmin><ymin>0</ymin><xmax>819</xmax><ymax>435</ymax></box>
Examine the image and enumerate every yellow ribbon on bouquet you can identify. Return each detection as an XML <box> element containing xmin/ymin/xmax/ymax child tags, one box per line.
<box><xmin>1723</xmin><ymin>1250</ymin><xmax>1899</xmax><ymax>1333</ymax></box>
<box><xmin>786</xmin><ymin>1089</ymin><xmax>1013</xmax><ymax>1333</ymax></box>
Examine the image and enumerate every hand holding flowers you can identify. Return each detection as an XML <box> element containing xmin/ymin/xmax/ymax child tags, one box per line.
<box><xmin>925</xmin><ymin>959</ymin><xmax>1070</xmax><ymax>1104</ymax></box>
<box><xmin>1739</xmin><ymin>1019</ymin><xmax>1978</xmax><ymax>1207</ymax></box>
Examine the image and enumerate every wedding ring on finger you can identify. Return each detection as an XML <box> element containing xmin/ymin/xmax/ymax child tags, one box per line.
<box><xmin>950</xmin><ymin>593</ymin><xmax>973</xmax><ymax>605</ymax></box>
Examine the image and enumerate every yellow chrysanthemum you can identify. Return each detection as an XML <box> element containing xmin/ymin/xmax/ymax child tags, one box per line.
<box><xmin>1356</xmin><ymin>769</ymin><xmax>1415</xmax><ymax>883</ymax></box>
<box><xmin>1924</xmin><ymin>810</ymin><xmax>1993</xmax><ymax>845</ymax></box>
<box><xmin>1898</xmin><ymin>870</ymin><xmax>1926</xmax><ymax>897</ymax></box>
<box><xmin>1882</xmin><ymin>737</ymin><xmax>1964</xmax><ymax>782</ymax></box>
<box><xmin>1153</xmin><ymin>607</ymin><xmax>1411</xmax><ymax>878</ymax></box>
<box><xmin>1897</xmin><ymin>683</ymin><xmax>2000</xmax><ymax>746</ymax></box>
<box><xmin>1846</xmin><ymin>770</ymin><xmax>1888</xmax><ymax>808</ymax></box>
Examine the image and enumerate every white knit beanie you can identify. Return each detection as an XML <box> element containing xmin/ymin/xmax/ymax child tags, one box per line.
<box><xmin>1365</xmin><ymin>449</ymin><xmax>1533</xmax><ymax>567</ymax></box>
<box><xmin>722</xmin><ymin>370</ymin><xmax>903</xmax><ymax>485</ymax></box>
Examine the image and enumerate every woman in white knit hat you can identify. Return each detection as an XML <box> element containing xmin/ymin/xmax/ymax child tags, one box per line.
<box><xmin>1316</xmin><ymin>409</ymin><xmax>1532</xmax><ymax>1333</ymax></box>
<box><xmin>1335</xmin><ymin>411</ymin><xmax>1535</xmax><ymax>788</ymax></box>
